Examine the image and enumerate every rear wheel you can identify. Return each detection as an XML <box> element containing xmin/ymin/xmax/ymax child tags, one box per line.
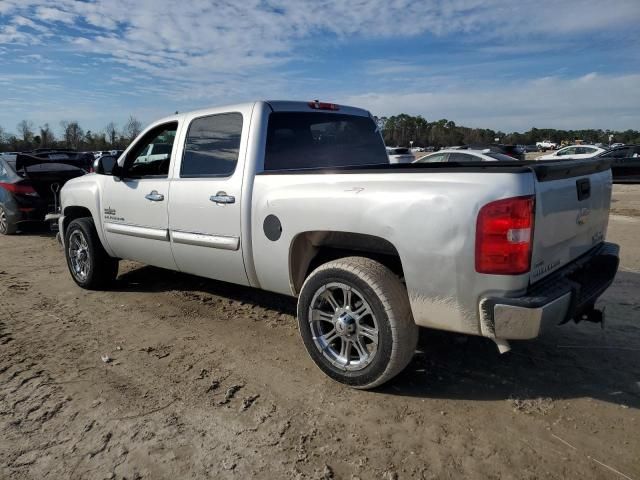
<box><xmin>64</xmin><ymin>217</ymin><xmax>118</xmax><ymax>289</ymax></box>
<box><xmin>0</xmin><ymin>205</ymin><xmax>17</xmax><ymax>235</ymax></box>
<box><xmin>297</xmin><ymin>257</ymin><xmax>418</xmax><ymax>389</ymax></box>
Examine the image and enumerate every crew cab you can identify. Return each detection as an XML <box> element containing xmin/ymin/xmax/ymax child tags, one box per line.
<box><xmin>58</xmin><ymin>100</ymin><xmax>619</xmax><ymax>389</ymax></box>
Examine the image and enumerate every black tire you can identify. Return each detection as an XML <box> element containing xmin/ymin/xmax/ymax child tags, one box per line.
<box><xmin>64</xmin><ymin>217</ymin><xmax>118</xmax><ymax>289</ymax></box>
<box><xmin>0</xmin><ymin>205</ymin><xmax>17</xmax><ymax>235</ymax></box>
<box><xmin>297</xmin><ymin>257</ymin><xmax>418</xmax><ymax>389</ymax></box>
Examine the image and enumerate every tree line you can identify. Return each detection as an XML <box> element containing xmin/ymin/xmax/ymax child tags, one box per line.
<box><xmin>1</xmin><ymin>114</ymin><xmax>639</xmax><ymax>152</ymax></box>
<box><xmin>0</xmin><ymin>116</ymin><xmax>143</xmax><ymax>152</ymax></box>
<box><xmin>376</xmin><ymin>114</ymin><xmax>640</xmax><ymax>147</ymax></box>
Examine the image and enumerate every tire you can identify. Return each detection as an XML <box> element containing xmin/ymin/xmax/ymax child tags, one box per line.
<box><xmin>297</xmin><ymin>257</ymin><xmax>418</xmax><ymax>389</ymax></box>
<box><xmin>0</xmin><ymin>205</ymin><xmax>17</xmax><ymax>235</ymax></box>
<box><xmin>64</xmin><ymin>217</ymin><xmax>118</xmax><ymax>289</ymax></box>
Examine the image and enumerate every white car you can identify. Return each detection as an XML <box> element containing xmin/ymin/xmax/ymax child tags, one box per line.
<box><xmin>538</xmin><ymin>145</ymin><xmax>605</xmax><ymax>161</ymax></box>
<box><xmin>386</xmin><ymin>147</ymin><xmax>414</xmax><ymax>164</ymax></box>
<box><xmin>414</xmin><ymin>149</ymin><xmax>517</xmax><ymax>163</ymax></box>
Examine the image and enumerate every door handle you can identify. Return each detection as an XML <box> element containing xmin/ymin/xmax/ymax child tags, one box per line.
<box><xmin>145</xmin><ymin>190</ymin><xmax>165</xmax><ymax>202</ymax></box>
<box><xmin>210</xmin><ymin>192</ymin><xmax>235</xmax><ymax>204</ymax></box>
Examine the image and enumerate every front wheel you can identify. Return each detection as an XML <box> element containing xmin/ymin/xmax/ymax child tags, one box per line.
<box><xmin>297</xmin><ymin>257</ymin><xmax>418</xmax><ymax>389</ymax></box>
<box><xmin>64</xmin><ymin>217</ymin><xmax>118</xmax><ymax>289</ymax></box>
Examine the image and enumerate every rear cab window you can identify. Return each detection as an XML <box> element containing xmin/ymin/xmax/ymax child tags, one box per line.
<box><xmin>264</xmin><ymin>112</ymin><xmax>388</xmax><ymax>170</ymax></box>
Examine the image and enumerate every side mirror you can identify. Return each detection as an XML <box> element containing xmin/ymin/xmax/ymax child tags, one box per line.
<box><xmin>94</xmin><ymin>156</ymin><xmax>120</xmax><ymax>176</ymax></box>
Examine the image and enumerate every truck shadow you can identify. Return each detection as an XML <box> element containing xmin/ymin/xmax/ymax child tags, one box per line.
<box><xmin>115</xmin><ymin>266</ymin><xmax>639</xmax><ymax>409</ymax></box>
<box><xmin>113</xmin><ymin>265</ymin><xmax>298</xmax><ymax>315</ymax></box>
<box><xmin>387</xmin><ymin>270</ymin><xmax>640</xmax><ymax>409</ymax></box>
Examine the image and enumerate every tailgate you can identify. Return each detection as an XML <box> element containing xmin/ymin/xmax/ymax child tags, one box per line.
<box><xmin>529</xmin><ymin>160</ymin><xmax>613</xmax><ymax>283</ymax></box>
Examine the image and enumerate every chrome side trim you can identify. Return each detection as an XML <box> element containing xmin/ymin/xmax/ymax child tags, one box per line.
<box><xmin>170</xmin><ymin>230</ymin><xmax>240</xmax><ymax>251</ymax></box>
<box><xmin>104</xmin><ymin>222</ymin><xmax>169</xmax><ymax>241</ymax></box>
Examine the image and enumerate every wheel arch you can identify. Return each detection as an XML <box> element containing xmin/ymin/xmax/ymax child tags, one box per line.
<box><xmin>62</xmin><ymin>205</ymin><xmax>93</xmax><ymax>236</ymax></box>
<box><xmin>289</xmin><ymin>231</ymin><xmax>405</xmax><ymax>296</ymax></box>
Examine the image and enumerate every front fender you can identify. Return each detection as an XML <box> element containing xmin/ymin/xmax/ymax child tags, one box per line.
<box><xmin>60</xmin><ymin>175</ymin><xmax>115</xmax><ymax>256</ymax></box>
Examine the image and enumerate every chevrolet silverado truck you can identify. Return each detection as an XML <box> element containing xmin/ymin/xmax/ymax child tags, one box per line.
<box><xmin>57</xmin><ymin>100</ymin><xmax>619</xmax><ymax>389</ymax></box>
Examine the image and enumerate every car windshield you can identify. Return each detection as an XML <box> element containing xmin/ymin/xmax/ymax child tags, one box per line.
<box><xmin>264</xmin><ymin>112</ymin><xmax>388</xmax><ymax>170</ymax></box>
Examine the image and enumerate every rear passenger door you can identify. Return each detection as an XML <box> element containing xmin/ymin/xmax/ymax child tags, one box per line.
<box><xmin>168</xmin><ymin>109</ymin><xmax>250</xmax><ymax>286</ymax></box>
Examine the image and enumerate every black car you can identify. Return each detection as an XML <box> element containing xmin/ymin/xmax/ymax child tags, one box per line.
<box><xmin>596</xmin><ymin>145</ymin><xmax>640</xmax><ymax>183</ymax></box>
<box><xmin>25</xmin><ymin>149</ymin><xmax>95</xmax><ymax>172</ymax></box>
<box><xmin>521</xmin><ymin>144</ymin><xmax>539</xmax><ymax>153</ymax></box>
<box><xmin>0</xmin><ymin>154</ymin><xmax>86</xmax><ymax>234</ymax></box>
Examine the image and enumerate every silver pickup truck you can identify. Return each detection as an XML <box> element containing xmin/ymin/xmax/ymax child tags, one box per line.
<box><xmin>58</xmin><ymin>100</ymin><xmax>619</xmax><ymax>389</ymax></box>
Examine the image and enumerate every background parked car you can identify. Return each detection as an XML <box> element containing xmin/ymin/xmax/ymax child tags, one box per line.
<box><xmin>491</xmin><ymin>144</ymin><xmax>525</xmax><ymax>161</ymax></box>
<box><xmin>521</xmin><ymin>144</ymin><xmax>539</xmax><ymax>153</ymax></box>
<box><xmin>386</xmin><ymin>146</ymin><xmax>415</xmax><ymax>164</ymax></box>
<box><xmin>453</xmin><ymin>144</ymin><xmax>525</xmax><ymax>161</ymax></box>
<box><xmin>538</xmin><ymin>145</ymin><xmax>604</xmax><ymax>160</ymax></box>
<box><xmin>23</xmin><ymin>149</ymin><xmax>95</xmax><ymax>172</ymax></box>
<box><xmin>414</xmin><ymin>149</ymin><xmax>518</xmax><ymax>163</ymax></box>
<box><xmin>0</xmin><ymin>154</ymin><xmax>86</xmax><ymax>234</ymax></box>
<box><xmin>597</xmin><ymin>144</ymin><xmax>640</xmax><ymax>183</ymax></box>
<box><xmin>536</xmin><ymin>140</ymin><xmax>557</xmax><ymax>151</ymax></box>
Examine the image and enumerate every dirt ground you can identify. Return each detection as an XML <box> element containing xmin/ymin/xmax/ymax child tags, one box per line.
<box><xmin>1</xmin><ymin>186</ymin><xmax>639</xmax><ymax>480</ymax></box>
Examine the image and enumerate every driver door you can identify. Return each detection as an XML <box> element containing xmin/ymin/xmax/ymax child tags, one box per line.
<box><xmin>101</xmin><ymin>121</ymin><xmax>179</xmax><ymax>270</ymax></box>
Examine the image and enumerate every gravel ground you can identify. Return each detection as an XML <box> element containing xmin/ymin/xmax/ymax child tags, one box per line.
<box><xmin>0</xmin><ymin>186</ymin><xmax>638</xmax><ymax>480</ymax></box>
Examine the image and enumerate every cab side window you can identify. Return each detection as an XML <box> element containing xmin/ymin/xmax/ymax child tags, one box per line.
<box><xmin>181</xmin><ymin>113</ymin><xmax>243</xmax><ymax>178</ymax></box>
<box><xmin>124</xmin><ymin>122</ymin><xmax>178</xmax><ymax>178</ymax></box>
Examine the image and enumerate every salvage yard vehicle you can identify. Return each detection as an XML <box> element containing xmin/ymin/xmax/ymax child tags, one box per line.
<box><xmin>535</xmin><ymin>140</ymin><xmax>557</xmax><ymax>151</ymax></box>
<box><xmin>25</xmin><ymin>149</ymin><xmax>95</xmax><ymax>172</ymax></box>
<box><xmin>57</xmin><ymin>100</ymin><xmax>619</xmax><ymax>389</ymax></box>
<box><xmin>597</xmin><ymin>145</ymin><xmax>640</xmax><ymax>183</ymax></box>
<box><xmin>414</xmin><ymin>149</ymin><xmax>517</xmax><ymax>163</ymax></box>
<box><xmin>386</xmin><ymin>146</ymin><xmax>415</xmax><ymax>164</ymax></box>
<box><xmin>0</xmin><ymin>154</ymin><xmax>86</xmax><ymax>235</ymax></box>
<box><xmin>539</xmin><ymin>145</ymin><xmax>605</xmax><ymax>161</ymax></box>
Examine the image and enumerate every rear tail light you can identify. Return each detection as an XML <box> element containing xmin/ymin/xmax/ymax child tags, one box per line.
<box><xmin>308</xmin><ymin>100</ymin><xmax>340</xmax><ymax>111</ymax></box>
<box><xmin>0</xmin><ymin>181</ymin><xmax>39</xmax><ymax>197</ymax></box>
<box><xmin>475</xmin><ymin>195</ymin><xmax>535</xmax><ymax>275</ymax></box>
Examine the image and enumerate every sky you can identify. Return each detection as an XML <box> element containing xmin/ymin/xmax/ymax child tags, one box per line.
<box><xmin>0</xmin><ymin>0</ymin><xmax>639</xmax><ymax>136</ymax></box>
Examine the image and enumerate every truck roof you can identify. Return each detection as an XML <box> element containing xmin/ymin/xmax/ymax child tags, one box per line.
<box><xmin>151</xmin><ymin>100</ymin><xmax>372</xmax><ymax>126</ymax></box>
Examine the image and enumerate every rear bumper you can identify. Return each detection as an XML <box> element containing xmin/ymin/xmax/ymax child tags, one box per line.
<box><xmin>479</xmin><ymin>242</ymin><xmax>619</xmax><ymax>340</ymax></box>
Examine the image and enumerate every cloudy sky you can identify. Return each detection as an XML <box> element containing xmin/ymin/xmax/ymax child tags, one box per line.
<box><xmin>1</xmin><ymin>0</ymin><xmax>639</xmax><ymax>135</ymax></box>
